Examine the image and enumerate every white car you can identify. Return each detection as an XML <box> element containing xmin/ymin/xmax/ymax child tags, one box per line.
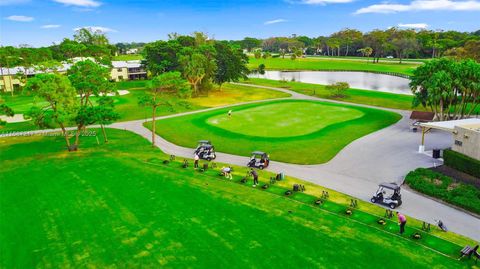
<box><xmin>386</xmin><ymin>56</ymin><xmax>394</xmax><ymax>59</ymax></box>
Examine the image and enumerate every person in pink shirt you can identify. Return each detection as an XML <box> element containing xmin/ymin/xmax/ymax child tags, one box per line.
<box><xmin>396</xmin><ymin>212</ymin><xmax>407</xmax><ymax>234</ymax></box>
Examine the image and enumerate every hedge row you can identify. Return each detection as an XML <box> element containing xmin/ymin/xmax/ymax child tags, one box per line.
<box><xmin>443</xmin><ymin>149</ymin><xmax>480</xmax><ymax>178</ymax></box>
<box><xmin>405</xmin><ymin>168</ymin><xmax>480</xmax><ymax>214</ymax></box>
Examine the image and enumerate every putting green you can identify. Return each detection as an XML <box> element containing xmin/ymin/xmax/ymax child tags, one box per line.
<box><xmin>207</xmin><ymin>102</ymin><xmax>364</xmax><ymax>138</ymax></box>
<box><xmin>148</xmin><ymin>100</ymin><xmax>402</xmax><ymax>164</ymax></box>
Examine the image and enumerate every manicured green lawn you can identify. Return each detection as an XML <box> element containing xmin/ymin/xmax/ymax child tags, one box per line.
<box><xmin>207</xmin><ymin>102</ymin><xmax>364</xmax><ymax>138</ymax></box>
<box><xmin>148</xmin><ymin>100</ymin><xmax>401</xmax><ymax>164</ymax></box>
<box><xmin>249</xmin><ymin>57</ymin><xmax>419</xmax><ymax>76</ymax></box>
<box><xmin>0</xmin><ymin>82</ymin><xmax>290</xmax><ymax>132</ymax></box>
<box><xmin>244</xmin><ymin>78</ymin><xmax>419</xmax><ymax>111</ymax></box>
<box><xmin>307</xmin><ymin>55</ymin><xmax>431</xmax><ymax>63</ymax></box>
<box><xmin>0</xmin><ymin>130</ymin><xmax>471</xmax><ymax>268</ymax></box>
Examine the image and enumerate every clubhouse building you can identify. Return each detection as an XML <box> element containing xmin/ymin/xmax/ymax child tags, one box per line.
<box><xmin>0</xmin><ymin>60</ymin><xmax>147</xmax><ymax>92</ymax></box>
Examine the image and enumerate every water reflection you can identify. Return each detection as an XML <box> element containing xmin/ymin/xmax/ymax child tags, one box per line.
<box><xmin>251</xmin><ymin>71</ymin><xmax>412</xmax><ymax>95</ymax></box>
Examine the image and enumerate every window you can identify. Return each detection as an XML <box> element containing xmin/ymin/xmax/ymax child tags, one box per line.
<box><xmin>454</xmin><ymin>140</ymin><xmax>463</xmax><ymax>146</ymax></box>
<box><xmin>117</xmin><ymin>68</ymin><xmax>122</xmax><ymax>72</ymax></box>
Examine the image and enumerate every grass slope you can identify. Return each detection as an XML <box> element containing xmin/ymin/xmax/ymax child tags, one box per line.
<box><xmin>148</xmin><ymin>100</ymin><xmax>401</xmax><ymax>164</ymax></box>
<box><xmin>249</xmin><ymin>57</ymin><xmax>419</xmax><ymax>76</ymax></box>
<box><xmin>0</xmin><ymin>130</ymin><xmax>471</xmax><ymax>268</ymax></box>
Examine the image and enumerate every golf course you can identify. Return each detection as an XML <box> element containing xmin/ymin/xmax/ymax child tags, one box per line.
<box><xmin>148</xmin><ymin>99</ymin><xmax>401</xmax><ymax>164</ymax></box>
<box><xmin>0</xmin><ymin>129</ymin><xmax>473</xmax><ymax>268</ymax></box>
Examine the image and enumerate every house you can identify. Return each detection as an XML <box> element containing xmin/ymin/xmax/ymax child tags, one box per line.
<box><xmin>126</xmin><ymin>48</ymin><xmax>139</xmax><ymax>54</ymax></box>
<box><xmin>110</xmin><ymin>60</ymin><xmax>147</xmax><ymax>81</ymax></box>
<box><xmin>0</xmin><ymin>60</ymin><xmax>147</xmax><ymax>92</ymax></box>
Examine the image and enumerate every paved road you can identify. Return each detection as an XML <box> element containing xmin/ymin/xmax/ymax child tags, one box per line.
<box><xmin>3</xmin><ymin>84</ymin><xmax>479</xmax><ymax>241</ymax></box>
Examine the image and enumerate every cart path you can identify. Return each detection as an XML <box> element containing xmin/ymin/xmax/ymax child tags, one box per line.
<box><xmin>3</xmin><ymin>84</ymin><xmax>479</xmax><ymax>241</ymax></box>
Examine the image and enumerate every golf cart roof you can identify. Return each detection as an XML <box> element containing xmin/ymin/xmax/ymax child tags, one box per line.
<box><xmin>379</xmin><ymin>182</ymin><xmax>400</xmax><ymax>190</ymax></box>
<box><xmin>198</xmin><ymin>140</ymin><xmax>211</xmax><ymax>144</ymax></box>
<box><xmin>252</xmin><ymin>151</ymin><xmax>266</xmax><ymax>156</ymax></box>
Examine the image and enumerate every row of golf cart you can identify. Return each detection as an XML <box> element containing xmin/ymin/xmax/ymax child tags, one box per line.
<box><xmin>194</xmin><ymin>141</ymin><xmax>401</xmax><ymax>209</ymax></box>
<box><xmin>194</xmin><ymin>140</ymin><xmax>270</xmax><ymax>169</ymax></box>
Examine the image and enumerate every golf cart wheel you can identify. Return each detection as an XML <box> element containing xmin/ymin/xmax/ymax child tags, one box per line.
<box><xmin>370</xmin><ymin>197</ymin><xmax>376</xmax><ymax>203</ymax></box>
<box><xmin>389</xmin><ymin>203</ymin><xmax>397</xmax><ymax>209</ymax></box>
<box><xmin>259</xmin><ymin>165</ymin><xmax>264</xmax><ymax>170</ymax></box>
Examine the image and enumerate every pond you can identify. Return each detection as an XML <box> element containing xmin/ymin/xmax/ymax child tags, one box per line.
<box><xmin>251</xmin><ymin>71</ymin><xmax>412</xmax><ymax>95</ymax></box>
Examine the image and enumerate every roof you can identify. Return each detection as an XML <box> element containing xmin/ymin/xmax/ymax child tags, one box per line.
<box><xmin>410</xmin><ymin>111</ymin><xmax>435</xmax><ymax>121</ymax></box>
<box><xmin>198</xmin><ymin>140</ymin><xmax>211</xmax><ymax>144</ymax></box>
<box><xmin>112</xmin><ymin>60</ymin><xmax>143</xmax><ymax>68</ymax></box>
<box><xmin>379</xmin><ymin>182</ymin><xmax>400</xmax><ymax>190</ymax></box>
<box><xmin>252</xmin><ymin>151</ymin><xmax>266</xmax><ymax>155</ymax></box>
<box><xmin>420</xmin><ymin>118</ymin><xmax>480</xmax><ymax>132</ymax></box>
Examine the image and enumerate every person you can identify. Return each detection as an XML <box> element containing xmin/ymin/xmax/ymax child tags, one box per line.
<box><xmin>221</xmin><ymin>166</ymin><xmax>233</xmax><ymax>179</ymax></box>
<box><xmin>194</xmin><ymin>154</ymin><xmax>199</xmax><ymax>169</ymax></box>
<box><xmin>251</xmin><ymin>169</ymin><xmax>258</xmax><ymax>187</ymax></box>
<box><xmin>228</xmin><ymin>110</ymin><xmax>232</xmax><ymax>118</ymax></box>
<box><xmin>435</xmin><ymin>219</ymin><xmax>448</xmax><ymax>232</ymax></box>
<box><xmin>396</xmin><ymin>212</ymin><xmax>407</xmax><ymax>235</ymax></box>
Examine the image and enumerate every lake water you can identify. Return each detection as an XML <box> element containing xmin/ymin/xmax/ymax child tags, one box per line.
<box><xmin>251</xmin><ymin>71</ymin><xmax>412</xmax><ymax>95</ymax></box>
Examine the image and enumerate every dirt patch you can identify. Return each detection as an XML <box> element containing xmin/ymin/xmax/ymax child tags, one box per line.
<box><xmin>433</xmin><ymin>178</ymin><xmax>443</xmax><ymax>186</ymax></box>
<box><xmin>447</xmin><ymin>183</ymin><xmax>459</xmax><ymax>191</ymax></box>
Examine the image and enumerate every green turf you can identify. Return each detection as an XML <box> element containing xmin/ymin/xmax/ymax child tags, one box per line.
<box><xmin>207</xmin><ymin>102</ymin><xmax>364</xmax><ymax>138</ymax></box>
<box><xmin>244</xmin><ymin>78</ymin><xmax>419</xmax><ymax>111</ymax></box>
<box><xmin>0</xmin><ymin>82</ymin><xmax>290</xmax><ymax>132</ymax></box>
<box><xmin>248</xmin><ymin>57</ymin><xmax>419</xmax><ymax>76</ymax></box>
<box><xmin>148</xmin><ymin>99</ymin><xmax>401</xmax><ymax>164</ymax></box>
<box><xmin>112</xmin><ymin>54</ymin><xmax>144</xmax><ymax>61</ymax></box>
<box><xmin>0</xmin><ymin>129</ymin><xmax>470</xmax><ymax>268</ymax></box>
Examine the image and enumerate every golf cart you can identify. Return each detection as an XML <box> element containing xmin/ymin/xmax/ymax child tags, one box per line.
<box><xmin>247</xmin><ymin>151</ymin><xmax>270</xmax><ymax>169</ymax></box>
<box><xmin>370</xmin><ymin>182</ymin><xmax>402</xmax><ymax>209</ymax></box>
<box><xmin>194</xmin><ymin>140</ymin><xmax>216</xmax><ymax>161</ymax></box>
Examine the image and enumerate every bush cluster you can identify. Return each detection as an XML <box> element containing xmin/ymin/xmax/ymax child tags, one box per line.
<box><xmin>443</xmin><ymin>149</ymin><xmax>480</xmax><ymax>178</ymax></box>
<box><xmin>405</xmin><ymin>168</ymin><xmax>480</xmax><ymax>214</ymax></box>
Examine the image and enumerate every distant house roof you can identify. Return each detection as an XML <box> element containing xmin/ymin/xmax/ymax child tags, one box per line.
<box><xmin>112</xmin><ymin>60</ymin><xmax>143</xmax><ymax>68</ymax></box>
<box><xmin>410</xmin><ymin>111</ymin><xmax>435</xmax><ymax>122</ymax></box>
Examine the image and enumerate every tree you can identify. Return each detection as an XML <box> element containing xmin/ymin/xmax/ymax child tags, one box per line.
<box><xmin>179</xmin><ymin>46</ymin><xmax>217</xmax><ymax>96</ymax></box>
<box><xmin>0</xmin><ymin>97</ymin><xmax>14</xmax><ymax>128</ymax></box>
<box><xmin>410</xmin><ymin>58</ymin><xmax>480</xmax><ymax>120</ymax></box>
<box><xmin>326</xmin><ymin>82</ymin><xmax>350</xmax><ymax>98</ymax></box>
<box><xmin>253</xmin><ymin>50</ymin><xmax>262</xmax><ymax>59</ymax></box>
<box><xmin>68</xmin><ymin>60</ymin><xmax>116</xmax><ymax>148</ymax></box>
<box><xmin>365</xmin><ymin>30</ymin><xmax>388</xmax><ymax>63</ymax></box>
<box><xmin>213</xmin><ymin>42</ymin><xmax>249</xmax><ymax>90</ymax></box>
<box><xmin>390</xmin><ymin>29</ymin><xmax>418</xmax><ymax>63</ymax></box>
<box><xmin>139</xmin><ymin>72</ymin><xmax>187</xmax><ymax>146</ymax></box>
<box><xmin>24</xmin><ymin>73</ymin><xmax>78</xmax><ymax>150</ymax></box>
<box><xmin>240</xmin><ymin>37</ymin><xmax>261</xmax><ymax>52</ymax></box>
<box><xmin>142</xmin><ymin>40</ymin><xmax>182</xmax><ymax>75</ymax></box>
<box><xmin>333</xmin><ymin>28</ymin><xmax>362</xmax><ymax>56</ymax></box>
<box><xmin>95</xmin><ymin>96</ymin><xmax>120</xmax><ymax>143</ymax></box>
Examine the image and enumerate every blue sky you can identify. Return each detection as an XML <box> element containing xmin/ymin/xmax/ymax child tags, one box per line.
<box><xmin>1</xmin><ymin>0</ymin><xmax>479</xmax><ymax>47</ymax></box>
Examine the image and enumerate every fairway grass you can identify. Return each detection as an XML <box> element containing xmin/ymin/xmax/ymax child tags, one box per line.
<box><xmin>244</xmin><ymin>78</ymin><xmax>418</xmax><ymax>111</ymax></box>
<box><xmin>0</xmin><ymin>130</ymin><xmax>472</xmax><ymax>268</ymax></box>
<box><xmin>249</xmin><ymin>57</ymin><xmax>419</xmax><ymax>76</ymax></box>
<box><xmin>148</xmin><ymin>100</ymin><xmax>401</xmax><ymax>164</ymax></box>
<box><xmin>207</xmin><ymin>102</ymin><xmax>364</xmax><ymax>138</ymax></box>
<box><xmin>0</xmin><ymin>82</ymin><xmax>290</xmax><ymax>132</ymax></box>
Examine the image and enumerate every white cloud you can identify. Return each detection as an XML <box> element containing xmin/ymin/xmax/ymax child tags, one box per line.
<box><xmin>53</xmin><ymin>0</ymin><xmax>101</xmax><ymax>7</ymax></box>
<box><xmin>398</xmin><ymin>23</ymin><xmax>429</xmax><ymax>29</ymax></box>
<box><xmin>5</xmin><ymin>15</ymin><xmax>34</xmax><ymax>22</ymax></box>
<box><xmin>74</xmin><ymin>26</ymin><xmax>117</xmax><ymax>33</ymax></box>
<box><xmin>264</xmin><ymin>19</ymin><xmax>288</xmax><ymax>25</ymax></box>
<box><xmin>355</xmin><ymin>0</ymin><xmax>480</xmax><ymax>14</ymax></box>
<box><xmin>0</xmin><ymin>0</ymin><xmax>30</xmax><ymax>6</ymax></box>
<box><xmin>41</xmin><ymin>24</ymin><xmax>61</xmax><ymax>29</ymax></box>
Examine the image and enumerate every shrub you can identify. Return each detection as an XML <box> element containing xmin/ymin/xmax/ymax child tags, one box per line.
<box><xmin>405</xmin><ymin>168</ymin><xmax>480</xmax><ymax>214</ymax></box>
<box><xmin>443</xmin><ymin>149</ymin><xmax>480</xmax><ymax>178</ymax></box>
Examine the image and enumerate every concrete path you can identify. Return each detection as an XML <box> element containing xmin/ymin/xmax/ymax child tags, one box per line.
<box><xmin>3</xmin><ymin>84</ymin><xmax>479</xmax><ymax>241</ymax></box>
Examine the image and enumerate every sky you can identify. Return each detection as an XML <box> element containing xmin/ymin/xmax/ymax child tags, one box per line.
<box><xmin>1</xmin><ymin>0</ymin><xmax>479</xmax><ymax>47</ymax></box>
